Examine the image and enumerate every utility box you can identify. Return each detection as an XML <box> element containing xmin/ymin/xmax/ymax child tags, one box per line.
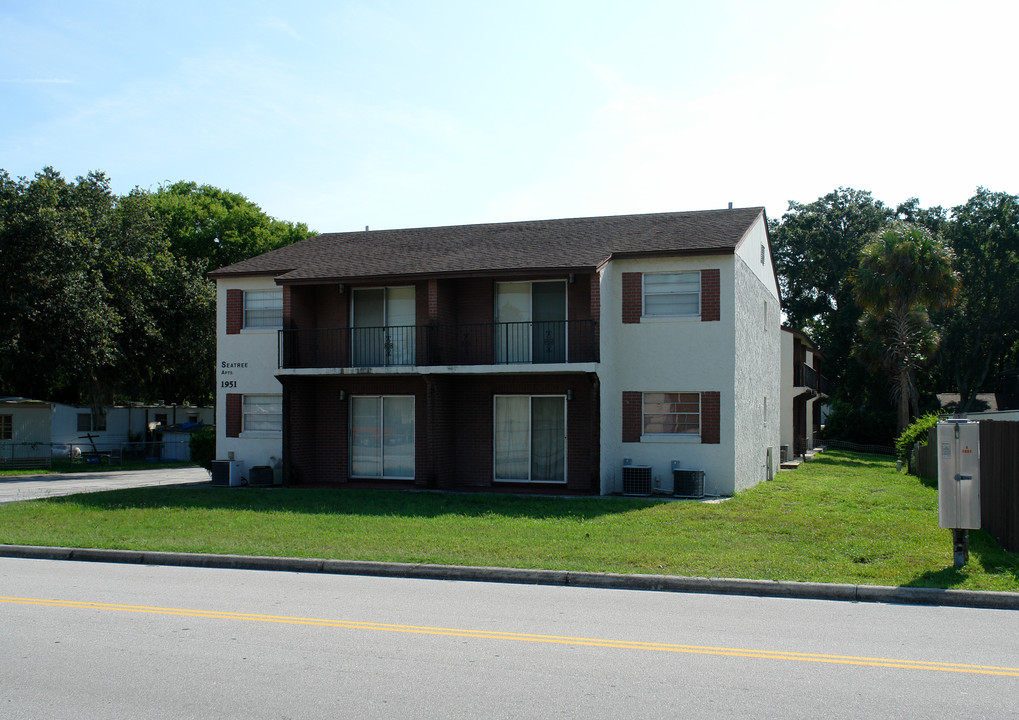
<box><xmin>937</xmin><ymin>420</ymin><xmax>980</xmax><ymax>530</ymax></box>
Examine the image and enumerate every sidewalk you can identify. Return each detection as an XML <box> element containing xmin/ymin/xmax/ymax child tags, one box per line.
<box><xmin>0</xmin><ymin>467</ymin><xmax>209</xmax><ymax>504</ymax></box>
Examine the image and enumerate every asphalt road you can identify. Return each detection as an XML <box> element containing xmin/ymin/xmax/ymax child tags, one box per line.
<box><xmin>2</xmin><ymin>557</ymin><xmax>1017</xmax><ymax>719</ymax></box>
<box><xmin>0</xmin><ymin>467</ymin><xmax>209</xmax><ymax>504</ymax></box>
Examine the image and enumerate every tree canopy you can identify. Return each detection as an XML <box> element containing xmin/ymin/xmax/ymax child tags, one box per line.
<box><xmin>0</xmin><ymin>167</ymin><xmax>313</xmax><ymax>409</ymax></box>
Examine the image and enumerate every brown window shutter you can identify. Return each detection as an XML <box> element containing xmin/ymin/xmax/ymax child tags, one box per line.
<box><xmin>701</xmin><ymin>269</ymin><xmax>720</xmax><ymax>322</ymax></box>
<box><xmin>701</xmin><ymin>391</ymin><xmax>720</xmax><ymax>444</ymax></box>
<box><xmin>622</xmin><ymin>273</ymin><xmax>642</xmax><ymax>324</ymax></box>
<box><xmin>622</xmin><ymin>391</ymin><xmax>642</xmax><ymax>442</ymax></box>
<box><xmin>225</xmin><ymin>394</ymin><xmax>242</xmax><ymax>438</ymax></box>
<box><xmin>226</xmin><ymin>289</ymin><xmax>243</xmax><ymax>334</ymax></box>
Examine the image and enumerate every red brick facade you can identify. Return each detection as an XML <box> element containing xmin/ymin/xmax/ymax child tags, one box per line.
<box><xmin>621</xmin><ymin>272</ymin><xmax>642</xmax><ymax>324</ymax></box>
<box><xmin>281</xmin><ymin>373</ymin><xmax>599</xmax><ymax>493</ymax></box>
<box><xmin>225</xmin><ymin>393</ymin><xmax>242</xmax><ymax>437</ymax></box>
<box><xmin>621</xmin><ymin>391</ymin><xmax>642</xmax><ymax>442</ymax></box>
<box><xmin>226</xmin><ymin>289</ymin><xmax>243</xmax><ymax>335</ymax></box>
<box><xmin>700</xmin><ymin>391</ymin><xmax>721</xmax><ymax>444</ymax></box>
<box><xmin>701</xmin><ymin>269</ymin><xmax>720</xmax><ymax>322</ymax></box>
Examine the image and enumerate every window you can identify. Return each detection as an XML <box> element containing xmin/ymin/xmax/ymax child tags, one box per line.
<box><xmin>154</xmin><ymin>413</ymin><xmax>168</xmax><ymax>427</ymax></box>
<box><xmin>242</xmin><ymin>394</ymin><xmax>282</xmax><ymax>433</ymax></box>
<box><xmin>643</xmin><ymin>392</ymin><xmax>700</xmax><ymax>436</ymax></box>
<box><xmin>77</xmin><ymin>412</ymin><xmax>106</xmax><ymax>432</ymax></box>
<box><xmin>0</xmin><ymin>414</ymin><xmax>11</xmax><ymax>440</ymax></box>
<box><xmin>350</xmin><ymin>396</ymin><xmax>415</xmax><ymax>478</ymax></box>
<box><xmin>643</xmin><ymin>272</ymin><xmax>700</xmax><ymax>317</ymax></box>
<box><xmin>187</xmin><ymin>414</ymin><xmax>199</xmax><ymax>423</ymax></box>
<box><xmin>244</xmin><ymin>290</ymin><xmax>283</xmax><ymax>329</ymax></box>
<box><xmin>494</xmin><ymin>395</ymin><xmax>566</xmax><ymax>482</ymax></box>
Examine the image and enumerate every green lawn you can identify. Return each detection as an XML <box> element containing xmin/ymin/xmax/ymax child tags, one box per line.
<box><xmin>1</xmin><ymin>450</ymin><xmax>1016</xmax><ymax>591</ymax></box>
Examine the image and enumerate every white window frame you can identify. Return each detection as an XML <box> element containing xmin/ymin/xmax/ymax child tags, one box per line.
<box><xmin>349</xmin><ymin>395</ymin><xmax>415</xmax><ymax>480</ymax></box>
<box><xmin>493</xmin><ymin>394</ymin><xmax>567</xmax><ymax>483</ymax></box>
<box><xmin>241</xmin><ymin>394</ymin><xmax>282</xmax><ymax>436</ymax></box>
<box><xmin>243</xmin><ymin>290</ymin><xmax>283</xmax><ymax>330</ymax></box>
<box><xmin>642</xmin><ymin>271</ymin><xmax>701</xmax><ymax>318</ymax></box>
<box><xmin>641</xmin><ymin>391</ymin><xmax>701</xmax><ymax>441</ymax></box>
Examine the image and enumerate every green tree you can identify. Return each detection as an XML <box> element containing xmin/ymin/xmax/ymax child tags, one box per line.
<box><xmin>0</xmin><ymin>168</ymin><xmax>120</xmax><ymax>408</ymax></box>
<box><xmin>770</xmin><ymin>188</ymin><xmax>895</xmax><ymax>440</ymax></box>
<box><xmin>937</xmin><ymin>188</ymin><xmax>1019</xmax><ymax>410</ymax></box>
<box><xmin>151</xmin><ymin>181</ymin><xmax>314</xmax><ymax>272</ymax></box>
<box><xmin>853</xmin><ymin>222</ymin><xmax>958</xmax><ymax>434</ymax></box>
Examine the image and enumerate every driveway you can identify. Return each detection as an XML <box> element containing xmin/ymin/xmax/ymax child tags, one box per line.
<box><xmin>0</xmin><ymin>467</ymin><xmax>210</xmax><ymax>504</ymax></box>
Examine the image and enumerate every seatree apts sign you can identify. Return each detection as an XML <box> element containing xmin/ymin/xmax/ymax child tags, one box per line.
<box><xmin>220</xmin><ymin>361</ymin><xmax>249</xmax><ymax>389</ymax></box>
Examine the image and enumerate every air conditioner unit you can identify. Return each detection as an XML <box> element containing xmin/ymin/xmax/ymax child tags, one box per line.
<box><xmin>211</xmin><ymin>460</ymin><xmax>245</xmax><ymax>487</ymax></box>
<box><xmin>622</xmin><ymin>465</ymin><xmax>652</xmax><ymax>496</ymax></box>
<box><xmin>673</xmin><ymin>469</ymin><xmax>705</xmax><ymax>498</ymax></box>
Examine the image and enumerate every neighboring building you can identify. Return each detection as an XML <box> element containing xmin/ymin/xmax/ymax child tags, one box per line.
<box><xmin>780</xmin><ymin>328</ymin><xmax>828</xmax><ymax>461</ymax></box>
<box><xmin>209</xmin><ymin>207</ymin><xmax>782</xmax><ymax>496</ymax></box>
<box><xmin>50</xmin><ymin>402</ymin><xmax>213</xmax><ymax>455</ymax></box>
<box><xmin>0</xmin><ymin>397</ymin><xmax>53</xmax><ymax>467</ymax></box>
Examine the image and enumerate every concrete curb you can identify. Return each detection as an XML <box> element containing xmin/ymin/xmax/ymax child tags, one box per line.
<box><xmin>2</xmin><ymin>544</ymin><xmax>1017</xmax><ymax>610</ymax></box>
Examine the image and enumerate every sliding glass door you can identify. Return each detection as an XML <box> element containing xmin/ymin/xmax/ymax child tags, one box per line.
<box><xmin>350</xmin><ymin>395</ymin><xmax>415</xmax><ymax>479</ymax></box>
<box><xmin>495</xmin><ymin>281</ymin><xmax>566</xmax><ymax>364</ymax></box>
<box><xmin>494</xmin><ymin>395</ymin><xmax>566</xmax><ymax>482</ymax></box>
<box><xmin>351</xmin><ymin>287</ymin><xmax>415</xmax><ymax>366</ymax></box>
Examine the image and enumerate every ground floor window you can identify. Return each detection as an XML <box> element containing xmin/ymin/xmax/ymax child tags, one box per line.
<box><xmin>243</xmin><ymin>394</ymin><xmax>282</xmax><ymax>433</ymax></box>
<box><xmin>643</xmin><ymin>392</ymin><xmax>700</xmax><ymax>436</ymax></box>
<box><xmin>494</xmin><ymin>395</ymin><xmax>566</xmax><ymax>482</ymax></box>
<box><xmin>0</xmin><ymin>414</ymin><xmax>11</xmax><ymax>440</ymax></box>
<box><xmin>350</xmin><ymin>395</ymin><xmax>415</xmax><ymax>479</ymax></box>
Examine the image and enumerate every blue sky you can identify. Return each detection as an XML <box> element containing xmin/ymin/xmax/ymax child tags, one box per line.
<box><xmin>2</xmin><ymin>0</ymin><xmax>1016</xmax><ymax>233</ymax></box>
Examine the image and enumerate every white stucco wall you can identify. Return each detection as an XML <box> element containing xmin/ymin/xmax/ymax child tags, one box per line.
<box><xmin>215</xmin><ymin>276</ymin><xmax>284</xmax><ymax>471</ymax></box>
<box><xmin>598</xmin><ymin>254</ymin><xmax>738</xmax><ymax>496</ymax></box>
<box><xmin>732</xmin><ymin>257</ymin><xmax>782</xmax><ymax>490</ymax></box>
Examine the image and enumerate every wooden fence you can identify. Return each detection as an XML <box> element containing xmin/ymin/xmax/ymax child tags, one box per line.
<box><xmin>915</xmin><ymin>420</ymin><xmax>1019</xmax><ymax>553</ymax></box>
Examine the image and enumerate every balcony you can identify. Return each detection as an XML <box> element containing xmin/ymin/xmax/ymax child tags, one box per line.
<box><xmin>279</xmin><ymin>320</ymin><xmax>598</xmax><ymax>370</ymax></box>
<box><xmin>794</xmin><ymin>362</ymin><xmax>829</xmax><ymax>397</ymax></box>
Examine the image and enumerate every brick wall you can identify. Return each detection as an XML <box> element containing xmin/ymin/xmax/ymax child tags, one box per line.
<box><xmin>621</xmin><ymin>272</ymin><xmax>642</xmax><ymax>324</ymax></box>
<box><xmin>621</xmin><ymin>391</ymin><xmax>642</xmax><ymax>442</ymax></box>
<box><xmin>701</xmin><ymin>269</ymin><xmax>720</xmax><ymax>322</ymax></box>
<box><xmin>701</xmin><ymin>391</ymin><xmax>721</xmax><ymax>444</ymax></box>
<box><xmin>225</xmin><ymin>393</ymin><xmax>242</xmax><ymax>437</ymax></box>
<box><xmin>226</xmin><ymin>289</ymin><xmax>243</xmax><ymax>334</ymax></box>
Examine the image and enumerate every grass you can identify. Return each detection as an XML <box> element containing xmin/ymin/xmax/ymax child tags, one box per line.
<box><xmin>0</xmin><ymin>450</ymin><xmax>1016</xmax><ymax>591</ymax></box>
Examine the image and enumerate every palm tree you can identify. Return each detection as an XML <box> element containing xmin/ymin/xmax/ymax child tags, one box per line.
<box><xmin>854</xmin><ymin>222</ymin><xmax>959</xmax><ymax>435</ymax></box>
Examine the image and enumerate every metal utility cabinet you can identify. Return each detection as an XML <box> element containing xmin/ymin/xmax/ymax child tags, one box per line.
<box><xmin>936</xmin><ymin>420</ymin><xmax>980</xmax><ymax>567</ymax></box>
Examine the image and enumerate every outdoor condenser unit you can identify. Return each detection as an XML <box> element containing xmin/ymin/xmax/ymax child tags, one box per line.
<box><xmin>211</xmin><ymin>460</ymin><xmax>245</xmax><ymax>487</ymax></box>
<box><xmin>621</xmin><ymin>464</ymin><xmax>652</xmax><ymax>496</ymax></box>
<box><xmin>672</xmin><ymin>460</ymin><xmax>705</xmax><ymax>498</ymax></box>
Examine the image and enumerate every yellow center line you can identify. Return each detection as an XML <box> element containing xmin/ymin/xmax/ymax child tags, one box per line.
<box><xmin>3</xmin><ymin>595</ymin><xmax>1017</xmax><ymax>677</ymax></box>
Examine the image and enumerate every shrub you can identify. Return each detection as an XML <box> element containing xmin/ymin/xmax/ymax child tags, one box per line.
<box><xmin>895</xmin><ymin>412</ymin><xmax>940</xmax><ymax>472</ymax></box>
<box><xmin>189</xmin><ymin>426</ymin><xmax>216</xmax><ymax>474</ymax></box>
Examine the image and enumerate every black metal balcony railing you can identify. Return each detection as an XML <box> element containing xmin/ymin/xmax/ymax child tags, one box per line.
<box><xmin>794</xmin><ymin>362</ymin><xmax>830</xmax><ymax>397</ymax></box>
<box><xmin>279</xmin><ymin>320</ymin><xmax>598</xmax><ymax>370</ymax></box>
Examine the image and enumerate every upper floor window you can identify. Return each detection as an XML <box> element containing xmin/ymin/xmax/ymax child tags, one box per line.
<box><xmin>244</xmin><ymin>290</ymin><xmax>283</xmax><ymax>329</ymax></box>
<box><xmin>643</xmin><ymin>272</ymin><xmax>700</xmax><ymax>317</ymax></box>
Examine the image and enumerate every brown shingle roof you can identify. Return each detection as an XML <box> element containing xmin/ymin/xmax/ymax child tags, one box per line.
<box><xmin>208</xmin><ymin>206</ymin><xmax>765</xmax><ymax>283</ymax></box>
